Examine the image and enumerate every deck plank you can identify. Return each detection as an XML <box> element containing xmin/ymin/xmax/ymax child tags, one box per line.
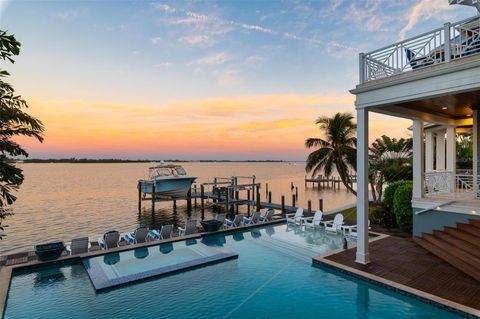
<box><xmin>324</xmin><ymin>236</ymin><xmax>480</xmax><ymax>311</ymax></box>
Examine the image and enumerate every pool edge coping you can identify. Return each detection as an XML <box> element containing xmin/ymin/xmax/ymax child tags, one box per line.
<box><xmin>312</xmin><ymin>236</ymin><xmax>480</xmax><ymax>319</ymax></box>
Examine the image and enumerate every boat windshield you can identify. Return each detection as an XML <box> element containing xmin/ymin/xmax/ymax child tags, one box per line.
<box><xmin>175</xmin><ymin>167</ymin><xmax>187</xmax><ymax>176</ymax></box>
<box><xmin>149</xmin><ymin>167</ymin><xmax>172</xmax><ymax>179</ymax></box>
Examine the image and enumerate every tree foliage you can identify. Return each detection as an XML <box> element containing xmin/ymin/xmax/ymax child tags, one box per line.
<box><xmin>305</xmin><ymin>112</ymin><xmax>357</xmax><ymax>195</ymax></box>
<box><xmin>369</xmin><ymin>135</ymin><xmax>412</xmax><ymax>203</ymax></box>
<box><xmin>0</xmin><ymin>30</ymin><xmax>44</xmax><ymax>239</ymax></box>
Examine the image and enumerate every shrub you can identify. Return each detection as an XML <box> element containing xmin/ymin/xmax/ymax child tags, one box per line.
<box><xmin>370</xmin><ymin>205</ymin><xmax>397</xmax><ymax>228</ymax></box>
<box><xmin>383</xmin><ymin>180</ymin><xmax>411</xmax><ymax>210</ymax></box>
<box><xmin>393</xmin><ymin>182</ymin><xmax>413</xmax><ymax>232</ymax></box>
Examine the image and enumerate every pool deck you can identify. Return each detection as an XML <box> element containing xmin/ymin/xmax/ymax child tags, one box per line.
<box><xmin>314</xmin><ymin>235</ymin><xmax>480</xmax><ymax>318</ymax></box>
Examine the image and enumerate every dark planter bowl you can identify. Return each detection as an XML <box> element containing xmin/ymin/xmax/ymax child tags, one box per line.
<box><xmin>200</xmin><ymin>220</ymin><xmax>223</xmax><ymax>232</ymax></box>
<box><xmin>35</xmin><ymin>242</ymin><xmax>65</xmax><ymax>261</ymax></box>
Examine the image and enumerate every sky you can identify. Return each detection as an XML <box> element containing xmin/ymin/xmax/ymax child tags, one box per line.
<box><xmin>0</xmin><ymin>0</ymin><xmax>477</xmax><ymax>160</ymax></box>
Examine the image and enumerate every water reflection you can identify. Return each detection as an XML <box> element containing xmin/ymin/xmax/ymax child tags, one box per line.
<box><xmin>232</xmin><ymin>233</ymin><xmax>245</xmax><ymax>242</ymax></box>
<box><xmin>356</xmin><ymin>282</ymin><xmax>370</xmax><ymax>319</ymax></box>
<box><xmin>34</xmin><ymin>268</ymin><xmax>66</xmax><ymax>287</ymax></box>
<box><xmin>103</xmin><ymin>253</ymin><xmax>120</xmax><ymax>265</ymax></box>
<box><xmin>159</xmin><ymin>243</ymin><xmax>174</xmax><ymax>254</ymax></box>
<box><xmin>201</xmin><ymin>235</ymin><xmax>226</xmax><ymax>247</ymax></box>
<box><xmin>134</xmin><ymin>247</ymin><xmax>149</xmax><ymax>259</ymax></box>
<box><xmin>250</xmin><ymin>230</ymin><xmax>262</xmax><ymax>238</ymax></box>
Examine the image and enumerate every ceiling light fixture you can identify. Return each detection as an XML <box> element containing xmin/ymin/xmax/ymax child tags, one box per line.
<box><xmin>441</xmin><ymin>106</ymin><xmax>447</xmax><ymax>110</ymax></box>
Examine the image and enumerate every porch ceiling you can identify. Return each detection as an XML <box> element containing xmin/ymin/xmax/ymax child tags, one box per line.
<box><xmin>371</xmin><ymin>88</ymin><xmax>479</xmax><ymax>123</ymax></box>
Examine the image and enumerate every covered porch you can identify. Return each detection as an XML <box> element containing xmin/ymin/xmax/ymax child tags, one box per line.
<box><xmin>351</xmin><ymin>47</ymin><xmax>480</xmax><ymax>265</ymax></box>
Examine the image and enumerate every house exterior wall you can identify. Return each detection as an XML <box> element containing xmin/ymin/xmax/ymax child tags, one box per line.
<box><xmin>413</xmin><ymin>209</ymin><xmax>480</xmax><ymax>236</ymax></box>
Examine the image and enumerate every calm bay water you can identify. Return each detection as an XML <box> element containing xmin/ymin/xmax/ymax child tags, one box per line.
<box><xmin>0</xmin><ymin>162</ymin><xmax>355</xmax><ymax>254</ymax></box>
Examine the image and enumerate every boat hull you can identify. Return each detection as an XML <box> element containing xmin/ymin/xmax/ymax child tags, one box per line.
<box><xmin>140</xmin><ymin>177</ymin><xmax>196</xmax><ymax>198</ymax></box>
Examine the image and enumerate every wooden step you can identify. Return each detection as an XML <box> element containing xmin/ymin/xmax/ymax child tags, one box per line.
<box><xmin>423</xmin><ymin>233</ymin><xmax>480</xmax><ymax>269</ymax></box>
<box><xmin>444</xmin><ymin>227</ymin><xmax>480</xmax><ymax>247</ymax></box>
<box><xmin>469</xmin><ymin>219</ymin><xmax>480</xmax><ymax>228</ymax></box>
<box><xmin>457</xmin><ymin>223</ymin><xmax>480</xmax><ymax>237</ymax></box>
<box><xmin>433</xmin><ymin>230</ymin><xmax>480</xmax><ymax>259</ymax></box>
<box><xmin>414</xmin><ymin>236</ymin><xmax>480</xmax><ymax>282</ymax></box>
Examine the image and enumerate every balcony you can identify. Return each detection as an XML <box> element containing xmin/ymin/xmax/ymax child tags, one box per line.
<box><xmin>359</xmin><ymin>15</ymin><xmax>480</xmax><ymax>84</ymax></box>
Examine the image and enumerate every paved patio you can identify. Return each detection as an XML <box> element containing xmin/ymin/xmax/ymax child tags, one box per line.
<box><xmin>320</xmin><ymin>236</ymin><xmax>480</xmax><ymax>312</ymax></box>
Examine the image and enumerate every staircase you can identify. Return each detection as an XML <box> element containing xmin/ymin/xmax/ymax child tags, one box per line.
<box><xmin>414</xmin><ymin>219</ymin><xmax>480</xmax><ymax>282</ymax></box>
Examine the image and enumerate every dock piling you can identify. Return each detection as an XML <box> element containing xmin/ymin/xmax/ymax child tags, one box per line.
<box><xmin>319</xmin><ymin>198</ymin><xmax>324</xmax><ymax>212</ymax></box>
<box><xmin>151</xmin><ymin>184</ymin><xmax>156</xmax><ymax>214</ymax></box>
<box><xmin>137</xmin><ymin>181</ymin><xmax>142</xmax><ymax>213</ymax></box>
<box><xmin>268</xmin><ymin>191</ymin><xmax>272</xmax><ymax>203</ymax></box>
<box><xmin>281</xmin><ymin>195</ymin><xmax>285</xmax><ymax>214</ymax></box>
<box><xmin>308</xmin><ymin>200</ymin><xmax>311</xmax><ymax>214</ymax></box>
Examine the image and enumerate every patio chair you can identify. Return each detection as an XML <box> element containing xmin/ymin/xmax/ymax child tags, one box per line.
<box><xmin>225</xmin><ymin>214</ymin><xmax>244</xmax><ymax>228</ymax></box>
<box><xmin>98</xmin><ymin>230</ymin><xmax>120</xmax><ymax>249</ymax></box>
<box><xmin>67</xmin><ymin>237</ymin><xmax>89</xmax><ymax>255</ymax></box>
<box><xmin>178</xmin><ymin>220</ymin><xmax>197</xmax><ymax>236</ymax></box>
<box><xmin>259</xmin><ymin>209</ymin><xmax>275</xmax><ymax>222</ymax></box>
<box><xmin>286</xmin><ymin>208</ymin><xmax>304</xmax><ymax>225</ymax></box>
<box><xmin>243</xmin><ymin>211</ymin><xmax>260</xmax><ymax>225</ymax></box>
<box><xmin>323</xmin><ymin>214</ymin><xmax>344</xmax><ymax>234</ymax></box>
<box><xmin>124</xmin><ymin>226</ymin><xmax>149</xmax><ymax>244</ymax></box>
<box><xmin>303</xmin><ymin>211</ymin><xmax>323</xmax><ymax>229</ymax></box>
<box><xmin>343</xmin><ymin>220</ymin><xmax>371</xmax><ymax>237</ymax></box>
<box><xmin>149</xmin><ymin>224</ymin><xmax>174</xmax><ymax>240</ymax></box>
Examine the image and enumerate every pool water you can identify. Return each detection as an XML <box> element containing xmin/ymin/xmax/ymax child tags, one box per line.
<box><xmin>4</xmin><ymin>224</ymin><xmax>461</xmax><ymax>319</ymax></box>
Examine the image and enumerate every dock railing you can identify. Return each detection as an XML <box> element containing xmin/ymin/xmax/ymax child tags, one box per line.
<box><xmin>359</xmin><ymin>15</ymin><xmax>480</xmax><ymax>83</ymax></box>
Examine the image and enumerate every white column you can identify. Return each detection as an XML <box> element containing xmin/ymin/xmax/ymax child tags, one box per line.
<box><xmin>446</xmin><ymin>126</ymin><xmax>456</xmax><ymax>192</ymax></box>
<box><xmin>425</xmin><ymin>131</ymin><xmax>434</xmax><ymax>172</ymax></box>
<box><xmin>413</xmin><ymin>119</ymin><xmax>425</xmax><ymax>199</ymax></box>
<box><xmin>436</xmin><ymin>130</ymin><xmax>446</xmax><ymax>170</ymax></box>
<box><xmin>356</xmin><ymin>108</ymin><xmax>370</xmax><ymax>265</ymax></box>
<box><xmin>474</xmin><ymin>109</ymin><xmax>479</xmax><ymax>192</ymax></box>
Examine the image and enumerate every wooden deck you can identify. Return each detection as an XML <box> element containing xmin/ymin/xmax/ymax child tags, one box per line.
<box><xmin>323</xmin><ymin>236</ymin><xmax>480</xmax><ymax>312</ymax></box>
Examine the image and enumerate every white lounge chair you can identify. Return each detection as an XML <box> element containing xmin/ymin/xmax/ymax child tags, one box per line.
<box><xmin>243</xmin><ymin>211</ymin><xmax>260</xmax><ymax>225</ymax></box>
<box><xmin>286</xmin><ymin>208</ymin><xmax>304</xmax><ymax>225</ymax></box>
<box><xmin>259</xmin><ymin>209</ymin><xmax>275</xmax><ymax>222</ymax></box>
<box><xmin>215</xmin><ymin>213</ymin><xmax>226</xmax><ymax>229</ymax></box>
<box><xmin>343</xmin><ymin>220</ymin><xmax>371</xmax><ymax>236</ymax></box>
<box><xmin>178</xmin><ymin>220</ymin><xmax>197</xmax><ymax>236</ymax></box>
<box><xmin>124</xmin><ymin>226</ymin><xmax>149</xmax><ymax>244</ymax></box>
<box><xmin>67</xmin><ymin>237</ymin><xmax>89</xmax><ymax>255</ymax></box>
<box><xmin>323</xmin><ymin>214</ymin><xmax>344</xmax><ymax>233</ymax></box>
<box><xmin>225</xmin><ymin>214</ymin><xmax>244</xmax><ymax>228</ymax></box>
<box><xmin>303</xmin><ymin>211</ymin><xmax>323</xmax><ymax>229</ymax></box>
<box><xmin>98</xmin><ymin>230</ymin><xmax>120</xmax><ymax>249</ymax></box>
<box><xmin>149</xmin><ymin>224</ymin><xmax>174</xmax><ymax>240</ymax></box>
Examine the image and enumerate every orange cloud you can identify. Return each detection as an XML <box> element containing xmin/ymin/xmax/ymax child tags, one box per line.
<box><xmin>16</xmin><ymin>94</ymin><xmax>411</xmax><ymax>159</ymax></box>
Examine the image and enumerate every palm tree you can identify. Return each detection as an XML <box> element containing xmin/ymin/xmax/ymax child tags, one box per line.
<box><xmin>305</xmin><ymin>112</ymin><xmax>357</xmax><ymax>195</ymax></box>
<box><xmin>369</xmin><ymin>135</ymin><xmax>412</xmax><ymax>203</ymax></box>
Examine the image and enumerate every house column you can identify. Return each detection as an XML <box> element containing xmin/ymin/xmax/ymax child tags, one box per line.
<box><xmin>473</xmin><ymin>108</ymin><xmax>479</xmax><ymax>191</ymax></box>
<box><xmin>356</xmin><ymin>108</ymin><xmax>370</xmax><ymax>265</ymax></box>
<box><xmin>436</xmin><ymin>130</ymin><xmax>446</xmax><ymax>170</ymax></box>
<box><xmin>446</xmin><ymin>126</ymin><xmax>456</xmax><ymax>192</ymax></box>
<box><xmin>413</xmin><ymin>119</ymin><xmax>425</xmax><ymax>199</ymax></box>
<box><xmin>425</xmin><ymin>131</ymin><xmax>434</xmax><ymax>172</ymax></box>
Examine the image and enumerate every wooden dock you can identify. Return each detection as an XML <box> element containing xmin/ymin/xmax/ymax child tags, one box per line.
<box><xmin>304</xmin><ymin>175</ymin><xmax>356</xmax><ymax>190</ymax></box>
<box><xmin>138</xmin><ymin>175</ymin><xmax>326</xmax><ymax>217</ymax></box>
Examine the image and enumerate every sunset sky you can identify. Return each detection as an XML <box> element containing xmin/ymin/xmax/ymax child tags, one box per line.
<box><xmin>1</xmin><ymin>0</ymin><xmax>476</xmax><ymax>160</ymax></box>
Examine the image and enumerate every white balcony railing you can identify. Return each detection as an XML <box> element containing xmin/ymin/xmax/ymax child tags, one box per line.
<box><xmin>359</xmin><ymin>15</ymin><xmax>480</xmax><ymax>83</ymax></box>
<box><xmin>425</xmin><ymin>171</ymin><xmax>480</xmax><ymax>199</ymax></box>
<box><xmin>425</xmin><ymin>171</ymin><xmax>453</xmax><ymax>194</ymax></box>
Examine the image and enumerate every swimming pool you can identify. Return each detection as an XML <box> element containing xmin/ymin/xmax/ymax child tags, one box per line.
<box><xmin>4</xmin><ymin>223</ymin><xmax>462</xmax><ymax>318</ymax></box>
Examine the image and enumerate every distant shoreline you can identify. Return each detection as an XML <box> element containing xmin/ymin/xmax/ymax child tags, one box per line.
<box><xmin>17</xmin><ymin>159</ymin><xmax>300</xmax><ymax>164</ymax></box>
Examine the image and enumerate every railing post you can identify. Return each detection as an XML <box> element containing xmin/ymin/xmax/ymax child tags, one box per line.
<box><xmin>359</xmin><ymin>53</ymin><xmax>366</xmax><ymax>84</ymax></box>
<box><xmin>444</xmin><ymin>22</ymin><xmax>451</xmax><ymax>62</ymax></box>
